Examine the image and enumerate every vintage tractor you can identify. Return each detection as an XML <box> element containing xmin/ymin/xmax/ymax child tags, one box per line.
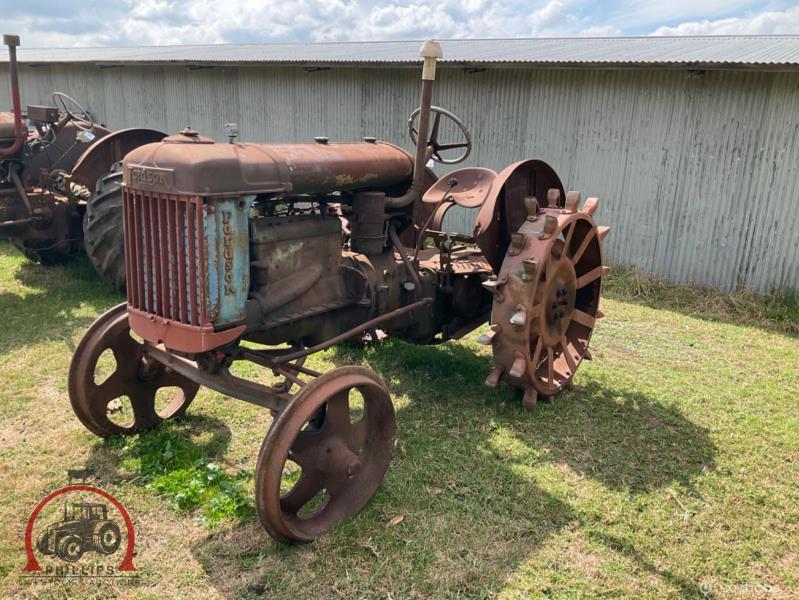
<box><xmin>0</xmin><ymin>33</ymin><xmax>164</xmax><ymax>288</ymax></box>
<box><xmin>68</xmin><ymin>41</ymin><xmax>610</xmax><ymax>542</ymax></box>
<box><xmin>36</xmin><ymin>501</ymin><xmax>121</xmax><ymax>562</ymax></box>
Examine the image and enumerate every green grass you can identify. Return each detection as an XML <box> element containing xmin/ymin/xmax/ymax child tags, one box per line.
<box><xmin>0</xmin><ymin>240</ymin><xmax>797</xmax><ymax>599</ymax></box>
<box><xmin>110</xmin><ymin>422</ymin><xmax>254</xmax><ymax>524</ymax></box>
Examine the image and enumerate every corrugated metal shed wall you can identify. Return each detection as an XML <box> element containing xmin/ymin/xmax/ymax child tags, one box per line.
<box><xmin>1</xmin><ymin>63</ymin><xmax>797</xmax><ymax>294</ymax></box>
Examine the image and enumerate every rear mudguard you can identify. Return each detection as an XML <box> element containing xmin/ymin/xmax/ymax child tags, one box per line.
<box><xmin>474</xmin><ymin>159</ymin><xmax>565</xmax><ymax>274</ymax></box>
<box><xmin>71</xmin><ymin>128</ymin><xmax>166</xmax><ymax>189</ymax></box>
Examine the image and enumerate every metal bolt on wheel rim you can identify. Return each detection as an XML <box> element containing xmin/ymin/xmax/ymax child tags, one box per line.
<box><xmin>255</xmin><ymin>366</ymin><xmax>395</xmax><ymax>542</ymax></box>
<box><xmin>68</xmin><ymin>303</ymin><xmax>199</xmax><ymax>437</ymax></box>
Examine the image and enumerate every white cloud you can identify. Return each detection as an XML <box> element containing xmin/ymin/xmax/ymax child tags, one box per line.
<box><xmin>579</xmin><ymin>25</ymin><xmax>624</xmax><ymax>37</ymax></box>
<box><xmin>612</xmin><ymin>0</ymin><xmax>759</xmax><ymax>31</ymax></box>
<box><xmin>651</xmin><ymin>6</ymin><xmax>799</xmax><ymax>36</ymax></box>
<box><xmin>6</xmin><ymin>0</ymin><xmax>596</xmax><ymax>47</ymax></box>
<box><xmin>5</xmin><ymin>0</ymin><xmax>799</xmax><ymax>48</ymax></box>
<box><xmin>530</xmin><ymin>1</ymin><xmax>568</xmax><ymax>30</ymax></box>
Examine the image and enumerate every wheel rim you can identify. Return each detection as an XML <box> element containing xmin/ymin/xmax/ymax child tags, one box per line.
<box><xmin>486</xmin><ymin>197</ymin><xmax>607</xmax><ymax>401</ymax></box>
<box><xmin>256</xmin><ymin>367</ymin><xmax>395</xmax><ymax>542</ymax></box>
<box><xmin>528</xmin><ymin>215</ymin><xmax>602</xmax><ymax>395</ymax></box>
<box><xmin>68</xmin><ymin>303</ymin><xmax>199</xmax><ymax>437</ymax></box>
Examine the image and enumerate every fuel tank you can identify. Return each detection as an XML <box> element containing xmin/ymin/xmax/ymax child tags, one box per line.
<box><xmin>122</xmin><ymin>129</ymin><xmax>415</xmax><ymax>197</ymax></box>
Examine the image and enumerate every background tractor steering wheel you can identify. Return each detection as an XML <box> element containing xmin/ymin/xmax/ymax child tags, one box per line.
<box><xmin>52</xmin><ymin>91</ymin><xmax>96</xmax><ymax>132</ymax></box>
<box><xmin>408</xmin><ymin>105</ymin><xmax>472</xmax><ymax>165</ymax></box>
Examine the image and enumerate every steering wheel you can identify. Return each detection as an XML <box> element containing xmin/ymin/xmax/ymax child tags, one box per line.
<box><xmin>408</xmin><ymin>105</ymin><xmax>472</xmax><ymax>165</ymax></box>
<box><xmin>52</xmin><ymin>92</ymin><xmax>95</xmax><ymax>132</ymax></box>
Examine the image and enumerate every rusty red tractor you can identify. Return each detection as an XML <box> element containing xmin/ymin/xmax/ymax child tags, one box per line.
<box><xmin>0</xmin><ymin>34</ymin><xmax>164</xmax><ymax>288</ymax></box>
<box><xmin>69</xmin><ymin>41</ymin><xmax>610</xmax><ymax>542</ymax></box>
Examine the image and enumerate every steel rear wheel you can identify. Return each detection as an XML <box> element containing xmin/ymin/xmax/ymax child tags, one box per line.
<box><xmin>255</xmin><ymin>366</ymin><xmax>395</xmax><ymax>542</ymax></box>
<box><xmin>482</xmin><ymin>192</ymin><xmax>609</xmax><ymax>406</ymax></box>
<box><xmin>68</xmin><ymin>303</ymin><xmax>199</xmax><ymax>437</ymax></box>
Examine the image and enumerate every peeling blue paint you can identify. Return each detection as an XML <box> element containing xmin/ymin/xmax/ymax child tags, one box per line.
<box><xmin>203</xmin><ymin>195</ymin><xmax>254</xmax><ymax>324</ymax></box>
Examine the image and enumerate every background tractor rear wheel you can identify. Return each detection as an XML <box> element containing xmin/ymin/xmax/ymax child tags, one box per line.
<box><xmin>84</xmin><ymin>162</ymin><xmax>126</xmax><ymax>291</ymax></box>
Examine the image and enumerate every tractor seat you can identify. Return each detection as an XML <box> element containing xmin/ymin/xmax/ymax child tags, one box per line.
<box><xmin>0</xmin><ymin>112</ymin><xmax>17</xmax><ymax>141</ymax></box>
<box><xmin>422</xmin><ymin>167</ymin><xmax>497</xmax><ymax>208</ymax></box>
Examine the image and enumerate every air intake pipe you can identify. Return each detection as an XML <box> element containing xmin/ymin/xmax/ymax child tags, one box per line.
<box><xmin>0</xmin><ymin>34</ymin><xmax>26</xmax><ymax>156</ymax></box>
<box><xmin>385</xmin><ymin>40</ymin><xmax>442</xmax><ymax>209</ymax></box>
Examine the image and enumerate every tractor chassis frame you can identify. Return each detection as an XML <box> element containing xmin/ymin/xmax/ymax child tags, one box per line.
<box><xmin>141</xmin><ymin>297</ymin><xmax>433</xmax><ymax>414</ymax></box>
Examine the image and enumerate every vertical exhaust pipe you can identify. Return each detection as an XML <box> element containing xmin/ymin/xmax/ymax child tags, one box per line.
<box><xmin>385</xmin><ymin>40</ymin><xmax>442</xmax><ymax>209</ymax></box>
<box><xmin>1</xmin><ymin>34</ymin><xmax>26</xmax><ymax>156</ymax></box>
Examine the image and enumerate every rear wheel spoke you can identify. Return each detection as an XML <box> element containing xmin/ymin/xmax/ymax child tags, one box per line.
<box><xmin>570</xmin><ymin>228</ymin><xmax>595</xmax><ymax>266</ymax></box>
<box><xmin>562</xmin><ymin>223</ymin><xmax>575</xmax><ymax>256</ymax></box>
<box><xmin>561</xmin><ymin>336</ymin><xmax>577</xmax><ymax>374</ymax></box>
<box><xmin>531</xmin><ymin>337</ymin><xmax>543</xmax><ymax>370</ymax></box>
<box><xmin>572</xmin><ymin>309</ymin><xmax>596</xmax><ymax>329</ymax></box>
<box><xmin>576</xmin><ymin>266</ymin><xmax>603</xmax><ymax>289</ymax></box>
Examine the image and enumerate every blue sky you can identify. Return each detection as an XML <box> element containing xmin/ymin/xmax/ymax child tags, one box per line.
<box><xmin>2</xmin><ymin>0</ymin><xmax>798</xmax><ymax>47</ymax></box>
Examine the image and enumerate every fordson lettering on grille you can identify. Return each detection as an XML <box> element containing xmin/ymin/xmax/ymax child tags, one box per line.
<box><xmin>128</xmin><ymin>167</ymin><xmax>169</xmax><ymax>187</ymax></box>
<box><xmin>222</xmin><ymin>210</ymin><xmax>235</xmax><ymax>296</ymax></box>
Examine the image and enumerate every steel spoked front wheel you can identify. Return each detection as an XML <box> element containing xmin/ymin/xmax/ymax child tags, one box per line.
<box><xmin>68</xmin><ymin>303</ymin><xmax>199</xmax><ymax>437</ymax></box>
<box><xmin>255</xmin><ymin>366</ymin><xmax>395</xmax><ymax>542</ymax></box>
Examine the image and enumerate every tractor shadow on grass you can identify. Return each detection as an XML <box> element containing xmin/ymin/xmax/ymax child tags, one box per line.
<box><xmin>191</xmin><ymin>340</ymin><xmax>715</xmax><ymax>598</ymax></box>
<box><xmin>0</xmin><ymin>244</ymin><xmax>123</xmax><ymax>354</ymax></box>
<box><xmin>344</xmin><ymin>340</ymin><xmax>717</xmax><ymax>494</ymax></box>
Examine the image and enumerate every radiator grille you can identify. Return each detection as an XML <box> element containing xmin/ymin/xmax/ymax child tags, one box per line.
<box><xmin>123</xmin><ymin>188</ymin><xmax>208</xmax><ymax>326</ymax></box>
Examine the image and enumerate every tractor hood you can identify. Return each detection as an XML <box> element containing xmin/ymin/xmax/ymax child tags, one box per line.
<box><xmin>122</xmin><ymin>128</ymin><xmax>415</xmax><ymax>197</ymax></box>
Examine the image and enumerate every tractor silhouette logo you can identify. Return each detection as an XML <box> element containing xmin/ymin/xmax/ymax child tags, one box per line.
<box><xmin>22</xmin><ymin>469</ymin><xmax>137</xmax><ymax>575</ymax></box>
<box><xmin>36</xmin><ymin>499</ymin><xmax>121</xmax><ymax>562</ymax></box>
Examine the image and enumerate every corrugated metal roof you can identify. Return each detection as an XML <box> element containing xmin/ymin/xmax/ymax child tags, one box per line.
<box><xmin>4</xmin><ymin>36</ymin><xmax>799</xmax><ymax>69</ymax></box>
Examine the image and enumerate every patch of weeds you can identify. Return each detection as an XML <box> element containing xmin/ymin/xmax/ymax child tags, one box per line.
<box><xmin>116</xmin><ymin>425</ymin><xmax>254</xmax><ymax>524</ymax></box>
<box><xmin>605</xmin><ymin>265</ymin><xmax>799</xmax><ymax>334</ymax></box>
